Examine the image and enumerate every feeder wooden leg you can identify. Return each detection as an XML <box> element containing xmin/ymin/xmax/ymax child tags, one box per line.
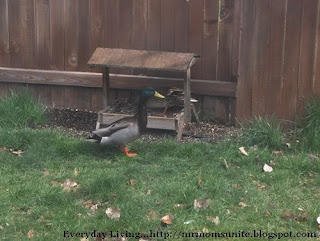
<box><xmin>177</xmin><ymin>113</ymin><xmax>185</xmax><ymax>142</ymax></box>
<box><xmin>184</xmin><ymin>68</ymin><xmax>191</xmax><ymax>123</ymax></box>
<box><xmin>102</xmin><ymin>67</ymin><xmax>110</xmax><ymax>109</ymax></box>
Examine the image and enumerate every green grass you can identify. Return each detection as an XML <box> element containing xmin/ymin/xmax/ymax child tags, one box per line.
<box><xmin>296</xmin><ymin>97</ymin><xmax>320</xmax><ymax>152</ymax></box>
<box><xmin>1</xmin><ymin>93</ymin><xmax>320</xmax><ymax>240</ymax></box>
<box><xmin>240</xmin><ymin>116</ymin><xmax>285</xmax><ymax>150</ymax></box>
<box><xmin>0</xmin><ymin>90</ymin><xmax>46</xmax><ymax>128</ymax></box>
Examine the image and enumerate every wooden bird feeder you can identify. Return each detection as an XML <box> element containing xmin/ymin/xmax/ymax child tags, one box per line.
<box><xmin>88</xmin><ymin>48</ymin><xmax>199</xmax><ymax>141</ymax></box>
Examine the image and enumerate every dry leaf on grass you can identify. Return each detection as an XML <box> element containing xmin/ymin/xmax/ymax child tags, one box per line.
<box><xmin>62</xmin><ymin>179</ymin><xmax>78</xmax><ymax>192</ymax></box>
<box><xmin>206</xmin><ymin>216</ymin><xmax>220</xmax><ymax>226</ymax></box>
<box><xmin>128</xmin><ymin>179</ymin><xmax>137</xmax><ymax>186</ymax></box>
<box><xmin>105</xmin><ymin>207</ymin><xmax>121</xmax><ymax>220</ymax></box>
<box><xmin>239</xmin><ymin>147</ymin><xmax>249</xmax><ymax>156</ymax></box>
<box><xmin>272</xmin><ymin>150</ymin><xmax>283</xmax><ymax>156</ymax></box>
<box><xmin>184</xmin><ymin>220</ymin><xmax>195</xmax><ymax>225</ymax></box>
<box><xmin>161</xmin><ymin>214</ymin><xmax>173</xmax><ymax>225</ymax></box>
<box><xmin>146</xmin><ymin>210</ymin><xmax>157</xmax><ymax>221</ymax></box>
<box><xmin>50</xmin><ymin>180</ymin><xmax>59</xmax><ymax>187</ymax></box>
<box><xmin>0</xmin><ymin>147</ymin><xmax>7</xmax><ymax>152</ymax></box>
<box><xmin>27</xmin><ymin>229</ymin><xmax>35</xmax><ymax>239</ymax></box>
<box><xmin>263</xmin><ymin>164</ymin><xmax>273</xmax><ymax>173</ymax></box>
<box><xmin>308</xmin><ymin>154</ymin><xmax>319</xmax><ymax>164</ymax></box>
<box><xmin>146</xmin><ymin>189</ymin><xmax>152</xmax><ymax>195</ymax></box>
<box><xmin>74</xmin><ymin>168</ymin><xmax>79</xmax><ymax>177</ymax></box>
<box><xmin>194</xmin><ymin>199</ymin><xmax>212</xmax><ymax>210</ymax></box>
<box><xmin>239</xmin><ymin>202</ymin><xmax>249</xmax><ymax>208</ymax></box>
<box><xmin>42</xmin><ymin>169</ymin><xmax>49</xmax><ymax>176</ymax></box>
<box><xmin>82</xmin><ymin>200</ymin><xmax>93</xmax><ymax>208</ymax></box>
<box><xmin>10</xmin><ymin>149</ymin><xmax>23</xmax><ymax>157</ymax></box>
<box><xmin>281</xmin><ymin>210</ymin><xmax>309</xmax><ymax>222</ymax></box>
<box><xmin>173</xmin><ymin>204</ymin><xmax>186</xmax><ymax>209</ymax></box>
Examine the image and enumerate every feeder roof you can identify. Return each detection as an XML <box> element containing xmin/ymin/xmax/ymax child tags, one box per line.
<box><xmin>88</xmin><ymin>48</ymin><xmax>198</xmax><ymax>72</ymax></box>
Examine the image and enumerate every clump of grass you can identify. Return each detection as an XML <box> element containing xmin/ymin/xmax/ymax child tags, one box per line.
<box><xmin>296</xmin><ymin>97</ymin><xmax>320</xmax><ymax>152</ymax></box>
<box><xmin>0</xmin><ymin>90</ymin><xmax>46</xmax><ymax>128</ymax></box>
<box><xmin>240</xmin><ymin>116</ymin><xmax>284</xmax><ymax>149</ymax></box>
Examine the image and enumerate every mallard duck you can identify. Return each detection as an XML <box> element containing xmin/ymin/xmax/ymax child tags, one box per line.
<box><xmin>88</xmin><ymin>87</ymin><xmax>164</xmax><ymax>157</ymax></box>
<box><xmin>146</xmin><ymin>87</ymin><xmax>198</xmax><ymax>115</ymax></box>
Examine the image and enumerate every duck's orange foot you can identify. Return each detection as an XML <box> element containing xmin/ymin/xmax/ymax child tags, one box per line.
<box><xmin>120</xmin><ymin>146</ymin><xmax>138</xmax><ymax>157</ymax></box>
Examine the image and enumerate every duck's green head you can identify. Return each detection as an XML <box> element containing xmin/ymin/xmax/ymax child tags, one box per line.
<box><xmin>142</xmin><ymin>87</ymin><xmax>165</xmax><ymax>99</ymax></box>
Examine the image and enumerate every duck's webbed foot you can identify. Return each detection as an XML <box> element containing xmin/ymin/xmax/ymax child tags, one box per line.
<box><xmin>119</xmin><ymin>146</ymin><xmax>138</xmax><ymax>157</ymax></box>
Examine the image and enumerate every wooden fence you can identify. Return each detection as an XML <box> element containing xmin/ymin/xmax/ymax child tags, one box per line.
<box><xmin>0</xmin><ymin>0</ymin><xmax>239</xmax><ymax>123</ymax></box>
<box><xmin>237</xmin><ymin>0</ymin><xmax>320</xmax><ymax>122</ymax></box>
<box><xmin>1</xmin><ymin>0</ymin><xmax>319</xmax><ymax>123</ymax></box>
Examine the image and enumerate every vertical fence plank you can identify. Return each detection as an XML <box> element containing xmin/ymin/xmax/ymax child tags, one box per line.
<box><xmin>147</xmin><ymin>0</ymin><xmax>161</xmax><ymax>50</ymax></box>
<box><xmin>50</xmin><ymin>0</ymin><xmax>64</xmax><ymax>70</ymax></box>
<box><xmin>279</xmin><ymin>0</ymin><xmax>303</xmax><ymax>120</ymax></box>
<box><xmin>64</xmin><ymin>0</ymin><xmax>79</xmax><ymax>71</ymax></box>
<box><xmin>35</xmin><ymin>0</ymin><xmax>50</xmax><ymax>69</ymax></box>
<box><xmin>188</xmin><ymin>0</ymin><xmax>204</xmax><ymax>79</ymax></box>
<box><xmin>0</xmin><ymin>0</ymin><xmax>9</xmax><ymax>67</ymax></box>
<box><xmin>174</xmin><ymin>0</ymin><xmax>188</xmax><ymax>53</ymax></box>
<box><xmin>236</xmin><ymin>0</ymin><xmax>255</xmax><ymax>121</ymax></box>
<box><xmin>265</xmin><ymin>0</ymin><xmax>286</xmax><ymax>116</ymax></box>
<box><xmin>297</xmin><ymin>0</ymin><xmax>319</xmax><ymax>115</ymax></box>
<box><xmin>218</xmin><ymin>0</ymin><xmax>237</xmax><ymax>81</ymax></box>
<box><xmin>203</xmin><ymin>0</ymin><xmax>219</xmax><ymax>81</ymax></box>
<box><xmin>118</xmin><ymin>0</ymin><xmax>133</xmax><ymax>76</ymax></box>
<box><xmin>161</xmin><ymin>0</ymin><xmax>175</xmax><ymax>52</ymax></box>
<box><xmin>251</xmin><ymin>0</ymin><xmax>270</xmax><ymax>116</ymax></box>
<box><xmin>133</xmin><ymin>0</ymin><xmax>147</xmax><ymax>75</ymax></box>
<box><xmin>314</xmin><ymin>2</ymin><xmax>320</xmax><ymax>96</ymax></box>
<box><xmin>91</xmin><ymin>0</ymin><xmax>105</xmax><ymax>52</ymax></box>
<box><xmin>78</xmin><ymin>0</ymin><xmax>91</xmax><ymax>71</ymax></box>
<box><xmin>8</xmin><ymin>0</ymin><xmax>36</xmax><ymax>68</ymax></box>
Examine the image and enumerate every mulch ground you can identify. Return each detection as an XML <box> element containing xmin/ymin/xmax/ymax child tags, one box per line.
<box><xmin>39</xmin><ymin>107</ymin><xmax>240</xmax><ymax>142</ymax></box>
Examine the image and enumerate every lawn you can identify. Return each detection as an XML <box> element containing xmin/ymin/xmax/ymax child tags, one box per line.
<box><xmin>0</xmin><ymin>92</ymin><xmax>320</xmax><ymax>241</ymax></box>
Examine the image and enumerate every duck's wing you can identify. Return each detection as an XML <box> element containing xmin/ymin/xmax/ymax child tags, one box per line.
<box><xmin>93</xmin><ymin>122</ymin><xmax>131</xmax><ymax>138</ymax></box>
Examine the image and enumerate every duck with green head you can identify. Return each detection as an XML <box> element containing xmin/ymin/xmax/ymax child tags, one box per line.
<box><xmin>88</xmin><ymin>87</ymin><xmax>164</xmax><ymax>157</ymax></box>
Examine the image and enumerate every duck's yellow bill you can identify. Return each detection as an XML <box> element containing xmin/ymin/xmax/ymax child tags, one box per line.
<box><xmin>154</xmin><ymin>91</ymin><xmax>165</xmax><ymax>98</ymax></box>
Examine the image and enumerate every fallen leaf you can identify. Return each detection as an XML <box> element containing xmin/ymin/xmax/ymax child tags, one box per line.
<box><xmin>111</xmin><ymin>193</ymin><xmax>118</xmax><ymax>198</ymax></box>
<box><xmin>0</xmin><ymin>147</ymin><xmax>7</xmax><ymax>152</ymax></box>
<box><xmin>239</xmin><ymin>202</ymin><xmax>249</xmax><ymax>208</ymax></box>
<box><xmin>146</xmin><ymin>210</ymin><xmax>157</xmax><ymax>220</ymax></box>
<box><xmin>184</xmin><ymin>220</ymin><xmax>195</xmax><ymax>225</ymax></box>
<box><xmin>50</xmin><ymin>180</ymin><xmax>59</xmax><ymax>187</ymax></box>
<box><xmin>223</xmin><ymin>159</ymin><xmax>229</xmax><ymax>169</ymax></box>
<box><xmin>239</xmin><ymin>147</ymin><xmax>249</xmax><ymax>156</ymax></box>
<box><xmin>272</xmin><ymin>150</ymin><xmax>283</xmax><ymax>156</ymax></box>
<box><xmin>11</xmin><ymin>149</ymin><xmax>23</xmax><ymax>157</ymax></box>
<box><xmin>161</xmin><ymin>214</ymin><xmax>173</xmax><ymax>224</ymax></box>
<box><xmin>203</xmin><ymin>227</ymin><xmax>209</xmax><ymax>233</ymax></box>
<box><xmin>308</xmin><ymin>154</ymin><xmax>319</xmax><ymax>164</ymax></box>
<box><xmin>226</xmin><ymin>209</ymin><xmax>231</xmax><ymax>215</ymax></box>
<box><xmin>263</xmin><ymin>164</ymin><xmax>273</xmax><ymax>173</ymax></box>
<box><xmin>146</xmin><ymin>189</ymin><xmax>152</xmax><ymax>195</ymax></box>
<box><xmin>197</xmin><ymin>178</ymin><xmax>202</xmax><ymax>188</ymax></box>
<box><xmin>155</xmin><ymin>200</ymin><xmax>162</xmax><ymax>205</ymax></box>
<box><xmin>281</xmin><ymin>210</ymin><xmax>308</xmax><ymax>222</ymax></box>
<box><xmin>194</xmin><ymin>199</ymin><xmax>212</xmax><ymax>210</ymax></box>
<box><xmin>82</xmin><ymin>200</ymin><xmax>93</xmax><ymax>208</ymax></box>
<box><xmin>61</xmin><ymin>179</ymin><xmax>78</xmax><ymax>192</ymax></box>
<box><xmin>206</xmin><ymin>216</ymin><xmax>220</xmax><ymax>226</ymax></box>
<box><xmin>105</xmin><ymin>207</ymin><xmax>121</xmax><ymax>220</ymax></box>
<box><xmin>74</xmin><ymin>168</ymin><xmax>79</xmax><ymax>177</ymax></box>
<box><xmin>42</xmin><ymin>169</ymin><xmax>49</xmax><ymax>176</ymax></box>
<box><xmin>27</xmin><ymin>229</ymin><xmax>35</xmax><ymax>239</ymax></box>
<box><xmin>128</xmin><ymin>179</ymin><xmax>137</xmax><ymax>186</ymax></box>
<box><xmin>91</xmin><ymin>204</ymin><xmax>99</xmax><ymax>212</ymax></box>
<box><xmin>173</xmin><ymin>204</ymin><xmax>186</xmax><ymax>209</ymax></box>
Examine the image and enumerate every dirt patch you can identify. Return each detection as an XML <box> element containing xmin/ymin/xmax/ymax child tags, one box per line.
<box><xmin>38</xmin><ymin>107</ymin><xmax>240</xmax><ymax>142</ymax></box>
